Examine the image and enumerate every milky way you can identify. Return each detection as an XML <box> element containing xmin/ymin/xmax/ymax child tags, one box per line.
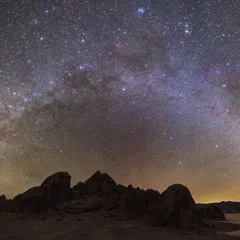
<box><xmin>0</xmin><ymin>0</ymin><xmax>240</xmax><ymax>202</ymax></box>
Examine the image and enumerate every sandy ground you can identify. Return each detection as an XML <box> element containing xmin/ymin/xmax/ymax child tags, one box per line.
<box><xmin>0</xmin><ymin>212</ymin><xmax>239</xmax><ymax>239</ymax></box>
<box><xmin>220</xmin><ymin>213</ymin><xmax>240</xmax><ymax>237</ymax></box>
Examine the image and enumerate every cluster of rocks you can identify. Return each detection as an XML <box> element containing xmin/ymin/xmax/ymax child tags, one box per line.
<box><xmin>0</xmin><ymin>172</ymin><xmax>72</xmax><ymax>213</ymax></box>
<box><xmin>0</xmin><ymin>171</ymin><xmax>225</xmax><ymax>228</ymax></box>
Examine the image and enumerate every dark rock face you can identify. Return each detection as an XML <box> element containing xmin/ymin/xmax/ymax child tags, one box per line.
<box><xmin>197</xmin><ymin>201</ymin><xmax>240</xmax><ymax>213</ymax></box>
<box><xmin>148</xmin><ymin>184</ymin><xmax>197</xmax><ymax>228</ymax></box>
<box><xmin>13</xmin><ymin>186</ymin><xmax>44</xmax><ymax>213</ymax></box>
<box><xmin>40</xmin><ymin>172</ymin><xmax>72</xmax><ymax>203</ymax></box>
<box><xmin>0</xmin><ymin>195</ymin><xmax>8</xmax><ymax>212</ymax></box>
<box><xmin>206</xmin><ymin>205</ymin><xmax>225</xmax><ymax>220</ymax></box>
<box><xmin>73</xmin><ymin>171</ymin><xmax>117</xmax><ymax>197</ymax></box>
<box><xmin>84</xmin><ymin>171</ymin><xmax>116</xmax><ymax>185</ymax></box>
<box><xmin>0</xmin><ymin>195</ymin><xmax>6</xmax><ymax>201</ymax></box>
<box><xmin>196</xmin><ymin>204</ymin><xmax>226</xmax><ymax>220</ymax></box>
<box><xmin>41</xmin><ymin>172</ymin><xmax>71</xmax><ymax>190</ymax></box>
<box><xmin>14</xmin><ymin>187</ymin><xmax>42</xmax><ymax>201</ymax></box>
<box><xmin>12</xmin><ymin>172</ymin><xmax>71</xmax><ymax>213</ymax></box>
<box><xmin>73</xmin><ymin>181</ymin><xmax>99</xmax><ymax>196</ymax></box>
<box><xmin>145</xmin><ymin>189</ymin><xmax>161</xmax><ymax>203</ymax></box>
<box><xmin>0</xmin><ymin>200</ymin><xmax>14</xmax><ymax>213</ymax></box>
<box><xmin>214</xmin><ymin>201</ymin><xmax>240</xmax><ymax>213</ymax></box>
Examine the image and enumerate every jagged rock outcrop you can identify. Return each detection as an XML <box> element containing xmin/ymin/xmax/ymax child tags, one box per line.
<box><xmin>84</xmin><ymin>171</ymin><xmax>116</xmax><ymax>185</ymax></box>
<box><xmin>1</xmin><ymin>171</ymin><xmax>199</xmax><ymax>228</ymax></box>
<box><xmin>73</xmin><ymin>171</ymin><xmax>117</xmax><ymax>197</ymax></box>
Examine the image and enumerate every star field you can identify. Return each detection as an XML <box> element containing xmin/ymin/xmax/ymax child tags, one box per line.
<box><xmin>0</xmin><ymin>0</ymin><xmax>240</xmax><ymax>202</ymax></box>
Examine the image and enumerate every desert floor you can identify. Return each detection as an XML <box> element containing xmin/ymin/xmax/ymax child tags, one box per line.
<box><xmin>221</xmin><ymin>213</ymin><xmax>240</xmax><ymax>237</ymax></box>
<box><xmin>0</xmin><ymin>212</ymin><xmax>240</xmax><ymax>239</ymax></box>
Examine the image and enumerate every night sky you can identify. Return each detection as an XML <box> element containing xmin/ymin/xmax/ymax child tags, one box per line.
<box><xmin>0</xmin><ymin>0</ymin><xmax>240</xmax><ymax>202</ymax></box>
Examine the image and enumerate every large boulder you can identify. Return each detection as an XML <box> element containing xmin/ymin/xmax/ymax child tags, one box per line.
<box><xmin>206</xmin><ymin>204</ymin><xmax>226</xmax><ymax>220</ymax></box>
<box><xmin>196</xmin><ymin>204</ymin><xmax>226</xmax><ymax>220</ymax></box>
<box><xmin>40</xmin><ymin>172</ymin><xmax>72</xmax><ymax>203</ymax></box>
<box><xmin>12</xmin><ymin>172</ymin><xmax>72</xmax><ymax>213</ymax></box>
<box><xmin>148</xmin><ymin>184</ymin><xmax>196</xmax><ymax>228</ymax></box>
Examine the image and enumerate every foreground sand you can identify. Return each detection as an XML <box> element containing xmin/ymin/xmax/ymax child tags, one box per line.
<box><xmin>0</xmin><ymin>212</ymin><xmax>239</xmax><ymax>239</ymax></box>
<box><xmin>221</xmin><ymin>214</ymin><xmax>240</xmax><ymax>237</ymax></box>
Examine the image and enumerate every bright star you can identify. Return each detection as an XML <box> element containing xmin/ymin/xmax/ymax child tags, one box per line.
<box><xmin>137</xmin><ymin>8</ymin><xmax>145</xmax><ymax>14</ymax></box>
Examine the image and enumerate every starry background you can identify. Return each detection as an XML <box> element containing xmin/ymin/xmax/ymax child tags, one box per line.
<box><xmin>0</xmin><ymin>0</ymin><xmax>240</xmax><ymax>202</ymax></box>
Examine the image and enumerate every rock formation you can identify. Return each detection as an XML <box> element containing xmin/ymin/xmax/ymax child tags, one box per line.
<box><xmin>197</xmin><ymin>201</ymin><xmax>240</xmax><ymax>214</ymax></box>
<box><xmin>0</xmin><ymin>195</ymin><xmax>6</xmax><ymax>201</ymax></box>
<box><xmin>197</xmin><ymin>204</ymin><xmax>226</xmax><ymax>220</ymax></box>
<box><xmin>84</xmin><ymin>171</ymin><xmax>116</xmax><ymax>185</ymax></box>
<box><xmin>11</xmin><ymin>172</ymin><xmax>72</xmax><ymax>213</ymax></box>
<box><xmin>40</xmin><ymin>171</ymin><xmax>72</xmax><ymax>203</ymax></box>
<box><xmin>146</xmin><ymin>184</ymin><xmax>197</xmax><ymax>228</ymax></box>
<box><xmin>1</xmin><ymin>170</ymin><xmax>200</xmax><ymax>228</ymax></box>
